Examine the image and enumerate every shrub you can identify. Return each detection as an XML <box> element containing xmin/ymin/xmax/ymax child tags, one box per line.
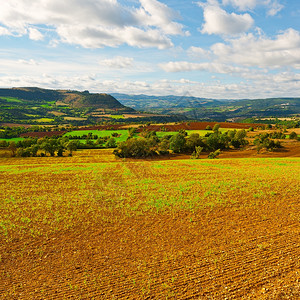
<box><xmin>190</xmin><ymin>146</ymin><xmax>203</xmax><ymax>159</ymax></box>
<box><xmin>105</xmin><ymin>138</ymin><xmax>117</xmax><ymax>148</ymax></box>
<box><xmin>289</xmin><ymin>131</ymin><xmax>298</xmax><ymax>140</ymax></box>
<box><xmin>208</xmin><ymin>149</ymin><xmax>221</xmax><ymax>159</ymax></box>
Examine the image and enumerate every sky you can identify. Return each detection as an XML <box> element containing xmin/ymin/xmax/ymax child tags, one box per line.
<box><xmin>0</xmin><ymin>0</ymin><xmax>299</xmax><ymax>99</ymax></box>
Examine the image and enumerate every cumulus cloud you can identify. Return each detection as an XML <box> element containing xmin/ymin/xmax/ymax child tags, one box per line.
<box><xmin>28</xmin><ymin>28</ymin><xmax>44</xmax><ymax>41</ymax></box>
<box><xmin>222</xmin><ymin>0</ymin><xmax>257</xmax><ymax>11</ymax></box>
<box><xmin>0</xmin><ymin>26</ymin><xmax>12</xmax><ymax>36</ymax></box>
<box><xmin>266</xmin><ymin>0</ymin><xmax>284</xmax><ymax>16</ymax></box>
<box><xmin>211</xmin><ymin>28</ymin><xmax>300</xmax><ymax>68</ymax></box>
<box><xmin>222</xmin><ymin>0</ymin><xmax>284</xmax><ymax>15</ymax></box>
<box><xmin>0</xmin><ymin>0</ymin><xmax>185</xmax><ymax>49</ymax></box>
<box><xmin>1</xmin><ymin>73</ymin><xmax>299</xmax><ymax>99</ymax></box>
<box><xmin>198</xmin><ymin>1</ymin><xmax>254</xmax><ymax>35</ymax></box>
<box><xmin>100</xmin><ymin>56</ymin><xmax>134</xmax><ymax>69</ymax></box>
<box><xmin>187</xmin><ymin>46</ymin><xmax>211</xmax><ymax>59</ymax></box>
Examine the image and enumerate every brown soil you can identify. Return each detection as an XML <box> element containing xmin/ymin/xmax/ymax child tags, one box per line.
<box><xmin>1</xmin><ymin>198</ymin><xmax>299</xmax><ymax>299</ymax></box>
<box><xmin>19</xmin><ymin>130</ymin><xmax>66</xmax><ymax>138</ymax></box>
<box><xmin>81</xmin><ymin>121</ymin><xmax>263</xmax><ymax>132</ymax></box>
<box><xmin>0</xmin><ymin>150</ymin><xmax>299</xmax><ymax>299</ymax></box>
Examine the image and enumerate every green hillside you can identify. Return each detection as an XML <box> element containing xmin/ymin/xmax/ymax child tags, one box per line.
<box><xmin>0</xmin><ymin>87</ymin><xmax>134</xmax><ymax>125</ymax></box>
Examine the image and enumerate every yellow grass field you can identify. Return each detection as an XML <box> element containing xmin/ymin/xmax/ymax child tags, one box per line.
<box><xmin>0</xmin><ymin>149</ymin><xmax>299</xmax><ymax>298</ymax></box>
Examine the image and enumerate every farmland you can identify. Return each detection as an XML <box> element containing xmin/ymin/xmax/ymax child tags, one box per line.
<box><xmin>1</xmin><ymin>149</ymin><xmax>299</xmax><ymax>298</ymax></box>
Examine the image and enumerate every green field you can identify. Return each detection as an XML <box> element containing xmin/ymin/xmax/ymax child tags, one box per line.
<box><xmin>34</xmin><ymin>118</ymin><xmax>55</xmax><ymax>123</ymax></box>
<box><xmin>110</xmin><ymin>115</ymin><xmax>125</xmax><ymax>119</ymax></box>
<box><xmin>64</xmin><ymin>129</ymin><xmax>134</xmax><ymax>143</ymax></box>
<box><xmin>0</xmin><ymin>97</ymin><xmax>24</xmax><ymax>103</ymax></box>
<box><xmin>0</xmin><ymin>137</ymin><xmax>25</xmax><ymax>142</ymax></box>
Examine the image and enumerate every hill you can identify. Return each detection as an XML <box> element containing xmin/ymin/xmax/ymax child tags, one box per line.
<box><xmin>0</xmin><ymin>87</ymin><xmax>135</xmax><ymax>125</ymax></box>
<box><xmin>112</xmin><ymin>93</ymin><xmax>300</xmax><ymax>122</ymax></box>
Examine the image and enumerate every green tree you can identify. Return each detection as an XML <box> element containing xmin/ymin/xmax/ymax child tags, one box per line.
<box><xmin>213</xmin><ymin>123</ymin><xmax>220</xmax><ymax>133</ymax></box>
<box><xmin>8</xmin><ymin>141</ymin><xmax>17</xmax><ymax>157</ymax></box>
<box><xmin>66</xmin><ymin>140</ymin><xmax>78</xmax><ymax>156</ymax></box>
<box><xmin>105</xmin><ymin>138</ymin><xmax>117</xmax><ymax>148</ymax></box>
<box><xmin>289</xmin><ymin>131</ymin><xmax>298</xmax><ymax>140</ymax></box>
<box><xmin>169</xmin><ymin>133</ymin><xmax>186</xmax><ymax>153</ymax></box>
<box><xmin>113</xmin><ymin>138</ymin><xmax>153</xmax><ymax>158</ymax></box>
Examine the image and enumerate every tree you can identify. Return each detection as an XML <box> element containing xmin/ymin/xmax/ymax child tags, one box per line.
<box><xmin>40</xmin><ymin>140</ymin><xmax>56</xmax><ymax>156</ymax></box>
<box><xmin>105</xmin><ymin>138</ymin><xmax>117</xmax><ymax>148</ymax></box>
<box><xmin>169</xmin><ymin>133</ymin><xmax>186</xmax><ymax>153</ymax></box>
<box><xmin>289</xmin><ymin>131</ymin><xmax>298</xmax><ymax>140</ymax></box>
<box><xmin>66</xmin><ymin>140</ymin><xmax>78</xmax><ymax>156</ymax></box>
<box><xmin>8</xmin><ymin>141</ymin><xmax>17</xmax><ymax>157</ymax></box>
<box><xmin>213</xmin><ymin>123</ymin><xmax>220</xmax><ymax>133</ymax></box>
<box><xmin>113</xmin><ymin>138</ymin><xmax>153</xmax><ymax>158</ymax></box>
<box><xmin>185</xmin><ymin>133</ymin><xmax>205</xmax><ymax>153</ymax></box>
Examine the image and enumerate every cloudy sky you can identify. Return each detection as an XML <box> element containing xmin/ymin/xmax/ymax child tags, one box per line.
<box><xmin>0</xmin><ymin>0</ymin><xmax>299</xmax><ymax>99</ymax></box>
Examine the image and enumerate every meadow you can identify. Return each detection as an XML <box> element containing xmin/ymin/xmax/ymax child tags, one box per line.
<box><xmin>0</xmin><ymin>149</ymin><xmax>299</xmax><ymax>298</ymax></box>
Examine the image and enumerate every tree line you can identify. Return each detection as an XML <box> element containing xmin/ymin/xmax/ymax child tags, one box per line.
<box><xmin>113</xmin><ymin>125</ymin><xmax>248</xmax><ymax>159</ymax></box>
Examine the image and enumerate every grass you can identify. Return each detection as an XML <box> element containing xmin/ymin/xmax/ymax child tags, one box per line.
<box><xmin>34</xmin><ymin>118</ymin><xmax>55</xmax><ymax>123</ymax></box>
<box><xmin>0</xmin><ymin>150</ymin><xmax>299</xmax><ymax>242</ymax></box>
<box><xmin>110</xmin><ymin>115</ymin><xmax>125</xmax><ymax>119</ymax></box>
<box><xmin>0</xmin><ymin>137</ymin><xmax>24</xmax><ymax>142</ymax></box>
<box><xmin>0</xmin><ymin>97</ymin><xmax>24</xmax><ymax>103</ymax></box>
<box><xmin>64</xmin><ymin>130</ymin><xmax>135</xmax><ymax>142</ymax></box>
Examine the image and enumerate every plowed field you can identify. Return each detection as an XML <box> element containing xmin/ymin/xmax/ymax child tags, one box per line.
<box><xmin>0</xmin><ymin>150</ymin><xmax>299</xmax><ymax>299</ymax></box>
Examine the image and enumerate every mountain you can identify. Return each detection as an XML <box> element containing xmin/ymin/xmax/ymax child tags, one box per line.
<box><xmin>0</xmin><ymin>87</ymin><xmax>134</xmax><ymax>125</ymax></box>
<box><xmin>112</xmin><ymin>93</ymin><xmax>300</xmax><ymax>121</ymax></box>
<box><xmin>0</xmin><ymin>87</ymin><xmax>131</xmax><ymax>110</ymax></box>
<box><xmin>111</xmin><ymin>93</ymin><xmax>221</xmax><ymax>110</ymax></box>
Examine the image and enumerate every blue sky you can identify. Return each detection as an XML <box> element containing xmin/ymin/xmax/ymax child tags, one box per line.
<box><xmin>0</xmin><ymin>0</ymin><xmax>299</xmax><ymax>99</ymax></box>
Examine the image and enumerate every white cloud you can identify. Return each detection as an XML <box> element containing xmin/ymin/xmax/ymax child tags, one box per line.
<box><xmin>222</xmin><ymin>0</ymin><xmax>284</xmax><ymax>15</ymax></box>
<box><xmin>266</xmin><ymin>0</ymin><xmax>284</xmax><ymax>16</ymax></box>
<box><xmin>211</xmin><ymin>28</ymin><xmax>300</xmax><ymax>68</ymax></box>
<box><xmin>222</xmin><ymin>0</ymin><xmax>257</xmax><ymax>11</ymax></box>
<box><xmin>0</xmin><ymin>26</ymin><xmax>11</xmax><ymax>36</ymax></box>
<box><xmin>187</xmin><ymin>46</ymin><xmax>211</xmax><ymax>60</ymax></box>
<box><xmin>0</xmin><ymin>0</ymin><xmax>185</xmax><ymax>49</ymax></box>
<box><xmin>138</xmin><ymin>0</ymin><xmax>185</xmax><ymax>35</ymax></box>
<box><xmin>1</xmin><ymin>73</ymin><xmax>299</xmax><ymax>99</ymax></box>
<box><xmin>160</xmin><ymin>61</ymin><xmax>247</xmax><ymax>74</ymax></box>
<box><xmin>198</xmin><ymin>2</ymin><xmax>254</xmax><ymax>35</ymax></box>
<box><xmin>100</xmin><ymin>56</ymin><xmax>134</xmax><ymax>69</ymax></box>
<box><xmin>18</xmin><ymin>59</ymin><xmax>39</xmax><ymax>65</ymax></box>
<box><xmin>28</xmin><ymin>28</ymin><xmax>44</xmax><ymax>41</ymax></box>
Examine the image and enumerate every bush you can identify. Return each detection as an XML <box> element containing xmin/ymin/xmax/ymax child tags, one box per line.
<box><xmin>105</xmin><ymin>138</ymin><xmax>117</xmax><ymax>148</ymax></box>
<box><xmin>208</xmin><ymin>149</ymin><xmax>221</xmax><ymax>159</ymax></box>
<box><xmin>289</xmin><ymin>131</ymin><xmax>298</xmax><ymax>140</ymax></box>
<box><xmin>190</xmin><ymin>146</ymin><xmax>203</xmax><ymax>159</ymax></box>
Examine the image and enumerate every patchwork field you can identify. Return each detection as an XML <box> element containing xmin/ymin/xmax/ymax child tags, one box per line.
<box><xmin>0</xmin><ymin>150</ymin><xmax>299</xmax><ymax>298</ymax></box>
